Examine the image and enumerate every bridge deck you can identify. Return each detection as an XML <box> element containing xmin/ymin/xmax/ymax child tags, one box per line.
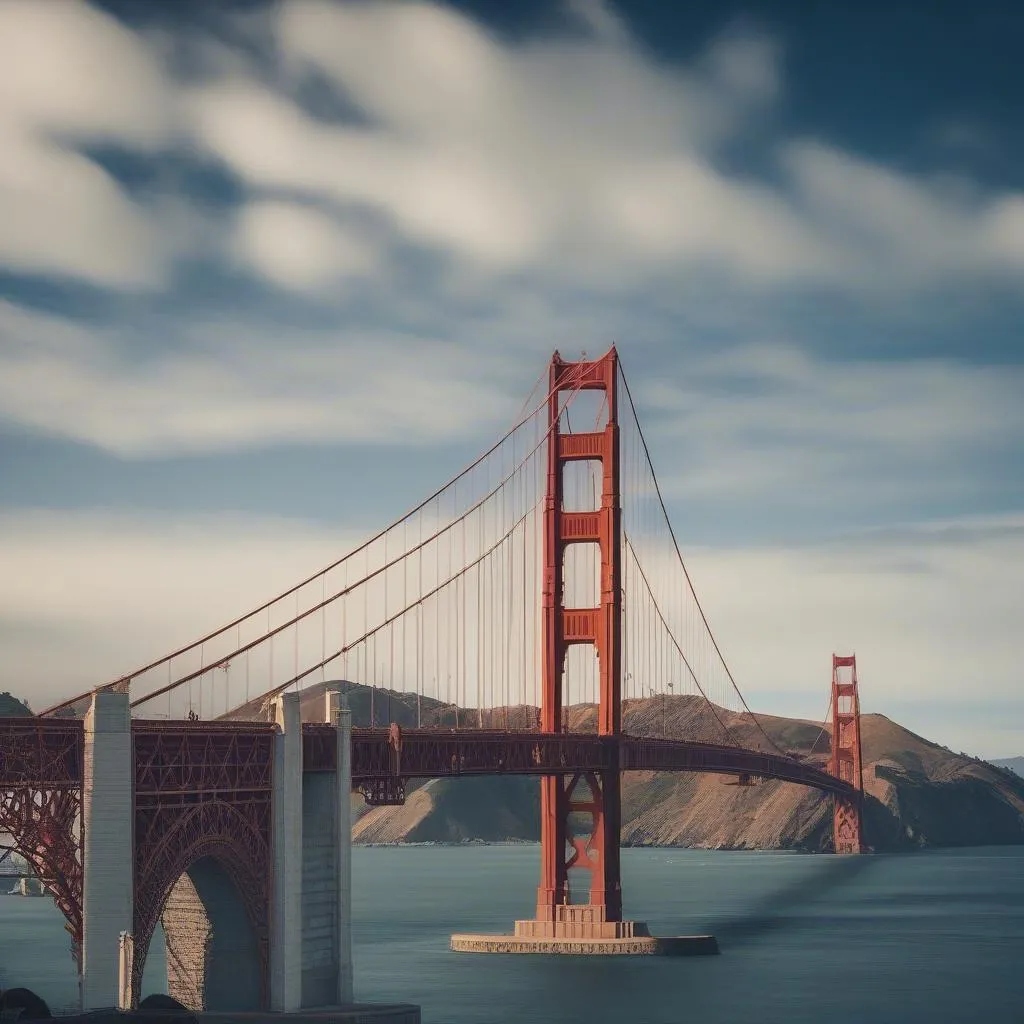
<box><xmin>0</xmin><ymin>719</ymin><xmax>853</xmax><ymax>799</ymax></box>
<box><xmin>342</xmin><ymin>728</ymin><xmax>854</xmax><ymax>797</ymax></box>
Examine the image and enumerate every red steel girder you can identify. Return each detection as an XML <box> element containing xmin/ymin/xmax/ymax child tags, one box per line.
<box><xmin>348</xmin><ymin>728</ymin><xmax>857</xmax><ymax>797</ymax></box>
<box><xmin>0</xmin><ymin>719</ymin><xmax>84</xmax><ymax>965</ymax></box>
<box><xmin>302</xmin><ymin>723</ymin><xmax>339</xmax><ymax>772</ymax></box>
<box><xmin>0</xmin><ymin>719</ymin><xmax>84</xmax><ymax>787</ymax></box>
<box><xmin>350</xmin><ymin>728</ymin><xmax>617</xmax><ymax>779</ymax></box>
<box><xmin>0</xmin><ymin>784</ymin><xmax>83</xmax><ymax>966</ymax></box>
<box><xmin>133</xmin><ymin>721</ymin><xmax>275</xmax><ymax>795</ymax></box>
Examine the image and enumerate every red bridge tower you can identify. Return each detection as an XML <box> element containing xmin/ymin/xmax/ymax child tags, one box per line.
<box><xmin>521</xmin><ymin>346</ymin><xmax>632</xmax><ymax>939</ymax></box>
<box><xmin>830</xmin><ymin>654</ymin><xmax>865</xmax><ymax>854</ymax></box>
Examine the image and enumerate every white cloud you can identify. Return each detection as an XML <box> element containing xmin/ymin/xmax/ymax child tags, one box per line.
<box><xmin>231</xmin><ymin>200</ymin><xmax>380</xmax><ymax>292</ymax></box>
<box><xmin>0</xmin><ymin>128</ymin><xmax>167</xmax><ymax>287</ymax></box>
<box><xmin>641</xmin><ymin>342</ymin><xmax>1024</xmax><ymax>506</ymax></box>
<box><xmin>0</xmin><ymin>0</ymin><xmax>173</xmax><ymax>287</ymax></box>
<box><xmin>1</xmin><ymin>508</ymin><xmax>1018</xmax><ymax>756</ymax></box>
<box><xmin>1</xmin><ymin>0</ymin><xmax>1022</xmax><ymax>295</ymax></box>
<box><xmin>0</xmin><ymin>0</ymin><xmax>1021</xmax><ymax>475</ymax></box>
<box><xmin>564</xmin><ymin>0</ymin><xmax>632</xmax><ymax>47</ymax></box>
<box><xmin>187</xmin><ymin>0</ymin><xmax>1021</xmax><ymax>292</ymax></box>
<box><xmin>983</xmin><ymin>195</ymin><xmax>1024</xmax><ymax>270</ymax></box>
<box><xmin>783</xmin><ymin>141</ymin><xmax>1024</xmax><ymax>288</ymax></box>
<box><xmin>0</xmin><ymin>0</ymin><xmax>171</xmax><ymax>147</ymax></box>
<box><xmin>0</xmin><ymin>300</ymin><xmax>523</xmax><ymax>455</ymax></box>
<box><xmin>199</xmin><ymin>0</ymin><xmax>827</xmax><ymax>285</ymax></box>
<box><xmin>0</xmin><ymin>510</ymin><xmax>355</xmax><ymax>707</ymax></box>
<box><xmin>684</xmin><ymin>516</ymin><xmax>1024</xmax><ymax>755</ymax></box>
<box><xmin>700</xmin><ymin>19</ymin><xmax>781</xmax><ymax>106</ymax></box>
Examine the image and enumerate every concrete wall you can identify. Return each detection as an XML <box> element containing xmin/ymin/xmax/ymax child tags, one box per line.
<box><xmin>300</xmin><ymin>691</ymin><xmax>354</xmax><ymax>1008</ymax></box>
<box><xmin>270</xmin><ymin>693</ymin><xmax>303</xmax><ymax>1012</ymax></box>
<box><xmin>336</xmin><ymin>704</ymin><xmax>354</xmax><ymax>1004</ymax></box>
<box><xmin>301</xmin><ymin>772</ymin><xmax>338</xmax><ymax>1007</ymax></box>
<box><xmin>161</xmin><ymin>857</ymin><xmax>261</xmax><ymax>1011</ymax></box>
<box><xmin>81</xmin><ymin>691</ymin><xmax>134</xmax><ymax>1011</ymax></box>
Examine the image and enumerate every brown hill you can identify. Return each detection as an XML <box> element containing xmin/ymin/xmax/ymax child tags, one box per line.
<box><xmin>227</xmin><ymin>681</ymin><xmax>1024</xmax><ymax>851</ymax></box>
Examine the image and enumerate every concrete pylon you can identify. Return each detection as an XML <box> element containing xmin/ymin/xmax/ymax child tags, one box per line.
<box><xmin>81</xmin><ymin>690</ymin><xmax>134</xmax><ymax>1010</ymax></box>
<box><xmin>270</xmin><ymin>691</ymin><xmax>303</xmax><ymax>1012</ymax></box>
<box><xmin>335</xmin><ymin>699</ymin><xmax>354</xmax><ymax>1005</ymax></box>
<box><xmin>304</xmin><ymin>687</ymin><xmax>354</xmax><ymax>1007</ymax></box>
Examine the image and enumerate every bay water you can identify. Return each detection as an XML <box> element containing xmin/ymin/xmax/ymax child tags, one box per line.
<box><xmin>1</xmin><ymin>845</ymin><xmax>1021</xmax><ymax>1023</ymax></box>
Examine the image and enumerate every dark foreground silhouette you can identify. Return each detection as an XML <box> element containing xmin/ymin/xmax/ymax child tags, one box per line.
<box><xmin>0</xmin><ymin>988</ymin><xmax>196</xmax><ymax>1024</ymax></box>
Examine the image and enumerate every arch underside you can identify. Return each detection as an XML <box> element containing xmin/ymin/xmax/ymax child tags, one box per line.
<box><xmin>132</xmin><ymin>798</ymin><xmax>271</xmax><ymax>1010</ymax></box>
<box><xmin>161</xmin><ymin>856</ymin><xmax>262</xmax><ymax>1010</ymax></box>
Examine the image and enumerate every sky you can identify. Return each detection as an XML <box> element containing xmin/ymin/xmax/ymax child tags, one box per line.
<box><xmin>0</xmin><ymin>0</ymin><xmax>1021</xmax><ymax>757</ymax></box>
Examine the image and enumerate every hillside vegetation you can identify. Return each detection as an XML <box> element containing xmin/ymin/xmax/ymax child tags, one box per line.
<box><xmin>0</xmin><ymin>693</ymin><xmax>32</xmax><ymax>717</ymax></box>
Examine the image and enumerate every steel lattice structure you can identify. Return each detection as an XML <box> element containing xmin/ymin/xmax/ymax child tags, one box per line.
<box><xmin>0</xmin><ymin>719</ymin><xmax>84</xmax><ymax>965</ymax></box>
<box><xmin>131</xmin><ymin>722</ymin><xmax>275</xmax><ymax>1004</ymax></box>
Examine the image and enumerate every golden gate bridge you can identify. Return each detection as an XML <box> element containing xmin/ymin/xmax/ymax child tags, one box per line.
<box><xmin>0</xmin><ymin>347</ymin><xmax>864</xmax><ymax>1008</ymax></box>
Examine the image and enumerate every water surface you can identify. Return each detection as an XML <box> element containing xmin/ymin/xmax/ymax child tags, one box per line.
<box><xmin>1</xmin><ymin>846</ymin><xmax>1021</xmax><ymax>1023</ymax></box>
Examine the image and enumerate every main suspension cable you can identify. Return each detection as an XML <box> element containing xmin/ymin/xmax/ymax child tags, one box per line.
<box><xmin>41</xmin><ymin>371</ymin><xmax>576</xmax><ymax>718</ymax></box>
<box><xmin>618</xmin><ymin>358</ymin><xmax>785</xmax><ymax>756</ymax></box>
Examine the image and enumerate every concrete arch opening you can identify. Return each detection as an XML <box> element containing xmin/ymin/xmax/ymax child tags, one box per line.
<box><xmin>158</xmin><ymin>855</ymin><xmax>262</xmax><ymax>1012</ymax></box>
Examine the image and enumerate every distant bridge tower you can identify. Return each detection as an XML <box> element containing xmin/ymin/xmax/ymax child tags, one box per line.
<box><xmin>829</xmin><ymin>655</ymin><xmax>865</xmax><ymax>854</ymax></box>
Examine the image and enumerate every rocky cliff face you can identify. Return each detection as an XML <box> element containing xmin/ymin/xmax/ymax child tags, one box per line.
<box><xmin>232</xmin><ymin>681</ymin><xmax>1024</xmax><ymax>852</ymax></box>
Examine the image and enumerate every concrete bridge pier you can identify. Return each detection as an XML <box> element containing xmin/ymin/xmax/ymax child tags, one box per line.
<box><xmin>65</xmin><ymin>686</ymin><xmax>361</xmax><ymax>1014</ymax></box>
<box><xmin>271</xmin><ymin>692</ymin><xmax>303</xmax><ymax>1012</ymax></box>
<box><xmin>333</xmin><ymin>691</ymin><xmax>354</xmax><ymax>1006</ymax></box>
<box><xmin>299</xmin><ymin>689</ymin><xmax>354</xmax><ymax>1007</ymax></box>
<box><xmin>272</xmin><ymin>687</ymin><xmax>356</xmax><ymax>1011</ymax></box>
<box><xmin>81</xmin><ymin>690</ymin><xmax>134</xmax><ymax>1010</ymax></box>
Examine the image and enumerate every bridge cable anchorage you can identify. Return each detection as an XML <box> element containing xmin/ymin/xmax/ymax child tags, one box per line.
<box><xmin>39</xmin><ymin>373</ymin><xmax>584</xmax><ymax>719</ymax></box>
<box><xmin>616</xmin><ymin>358</ymin><xmax>786</xmax><ymax>756</ymax></box>
<box><xmin>95</xmin><ymin>382</ymin><xmax>583</xmax><ymax>718</ymax></box>
<box><xmin>198</xmin><ymin>379</ymin><xmax>591</xmax><ymax>722</ymax></box>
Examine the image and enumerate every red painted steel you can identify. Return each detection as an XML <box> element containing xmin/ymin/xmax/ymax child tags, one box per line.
<box><xmin>302</xmin><ymin>722</ymin><xmax>339</xmax><ymax>772</ymax></box>
<box><xmin>345</xmin><ymin>728</ymin><xmax>856</xmax><ymax>796</ymax></box>
<box><xmin>829</xmin><ymin>655</ymin><xmax>865</xmax><ymax>853</ymax></box>
<box><xmin>0</xmin><ymin>719</ymin><xmax>84</xmax><ymax>965</ymax></box>
<box><xmin>536</xmin><ymin>348</ymin><xmax>623</xmax><ymax>924</ymax></box>
<box><xmin>131</xmin><ymin>722</ymin><xmax>275</xmax><ymax>1007</ymax></box>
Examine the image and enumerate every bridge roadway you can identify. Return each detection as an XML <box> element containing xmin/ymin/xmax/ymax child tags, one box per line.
<box><xmin>323</xmin><ymin>726</ymin><xmax>856</xmax><ymax>800</ymax></box>
<box><xmin>0</xmin><ymin>717</ymin><xmax>853</xmax><ymax>800</ymax></box>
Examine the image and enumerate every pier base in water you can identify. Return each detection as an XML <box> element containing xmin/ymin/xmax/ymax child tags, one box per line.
<box><xmin>451</xmin><ymin>916</ymin><xmax>719</xmax><ymax>956</ymax></box>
